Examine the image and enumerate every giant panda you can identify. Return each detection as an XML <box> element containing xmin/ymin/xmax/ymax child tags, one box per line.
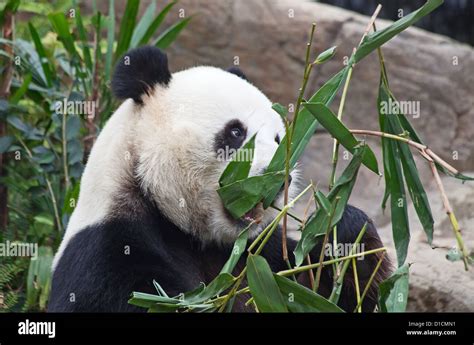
<box><xmin>49</xmin><ymin>46</ymin><xmax>390</xmax><ymax>312</ymax></box>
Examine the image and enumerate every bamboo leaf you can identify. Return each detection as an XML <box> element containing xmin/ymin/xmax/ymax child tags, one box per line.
<box><xmin>274</xmin><ymin>274</ymin><xmax>343</xmax><ymax>312</ymax></box>
<box><xmin>130</xmin><ymin>0</ymin><xmax>157</xmax><ymax>48</ymax></box>
<box><xmin>247</xmin><ymin>255</ymin><xmax>288</xmax><ymax>312</ymax></box>
<box><xmin>314</xmin><ymin>190</ymin><xmax>331</xmax><ymax>214</ymax></box>
<box><xmin>48</xmin><ymin>13</ymin><xmax>78</xmax><ymax>58</ymax></box>
<box><xmin>272</xmin><ymin>103</ymin><xmax>288</xmax><ymax>119</ymax></box>
<box><xmin>387</xmin><ymin>136</ymin><xmax>410</xmax><ymax>267</ymax></box>
<box><xmin>378</xmin><ymin>263</ymin><xmax>410</xmax><ymax>312</ymax></box>
<box><xmin>314</xmin><ymin>45</ymin><xmax>337</xmax><ymax>65</ymax></box>
<box><xmin>220</xmin><ymin>227</ymin><xmax>249</xmax><ymax>275</ymax></box>
<box><xmin>28</xmin><ymin>23</ymin><xmax>53</xmax><ymax>87</ymax></box>
<box><xmin>294</xmin><ymin>146</ymin><xmax>366</xmax><ymax>266</ymax></box>
<box><xmin>10</xmin><ymin>73</ymin><xmax>32</xmax><ymax>104</ymax></box>
<box><xmin>217</xmin><ymin>171</ymin><xmax>285</xmax><ymax>219</ymax></box>
<box><xmin>262</xmin><ymin>68</ymin><xmax>350</xmax><ymax>208</ymax></box>
<box><xmin>73</xmin><ymin>6</ymin><xmax>93</xmax><ymax>71</ymax></box>
<box><xmin>378</xmin><ymin>81</ymin><xmax>434</xmax><ymax>244</ymax></box>
<box><xmin>138</xmin><ymin>0</ymin><xmax>177</xmax><ymax>46</ymax></box>
<box><xmin>155</xmin><ymin>16</ymin><xmax>192</xmax><ymax>50</ymax></box>
<box><xmin>26</xmin><ymin>246</ymin><xmax>53</xmax><ymax>310</ymax></box>
<box><xmin>303</xmin><ymin>102</ymin><xmax>379</xmax><ymax>174</ymax></box>
<box><xmin>114</xmin><ymin>0</ymin><xmax>140</xmax><ymax>60</ymax></box>
<box><xmin>183</xmin><ymin>273</ymin><xmax>235</xmax><ymax>304</ymax></box>
<box><xmin>354</xmin><ymin>0</ymin><xmax>443</xmax><ymax>63</ymax></box>
<box><xmin>105</xmin><ymin>0</ymin><xmax>115</xmax><ymax>80</ymax></box>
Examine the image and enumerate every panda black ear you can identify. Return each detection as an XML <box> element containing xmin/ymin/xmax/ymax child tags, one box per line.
<box><xmin>226</xmin><ymin>67</ymin><xmax>248</xmax><ymax>81</ymax></box>
<box><xmin>112</xmin><ymin>46</ymin><xmax>171</xmax><ymax>104</ymax></box>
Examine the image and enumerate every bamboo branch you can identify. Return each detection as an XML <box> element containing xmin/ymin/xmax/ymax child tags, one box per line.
<box><xmin>352</xmin><ymin>258</ymin><xmax>362</xmax><ymax>312</ymax></box>
<box><xmin>277</xmin><ymin>246</ymin><xmax>387</xmax><ymax>277</ymax></box>
<box><xmin>282</xmin><ymin>23</ymin><xmax>317</xmax><ymax>263</ymax></box>
<box><xmin>353</xmin><ymin>251</ymin><xmax>386</xmax><ymax>312</ymax></box>
<box><xmin>350</xmin><ymin>128</ymin><xmax>470</xmax><ymax>270</ymax></box>
<box><xmin>429</xmin><ymin>161</ymin><xmax>469</xmax><ymax>270</ymax></box>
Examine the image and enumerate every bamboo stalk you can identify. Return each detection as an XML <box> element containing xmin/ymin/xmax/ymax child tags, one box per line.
<box><xmin>353</xmin><ymin>251</ymin><xmax>386</xmax><ymax>312</ymax></box>
<box><xmin>277</xmin><ymin>246</ymin><xmax>387</xmax><ymax>277</ymax></box>
<box><xmin>282</xmin><ymin>23</ymin><xmax>317</xmax><ymax>262</ymax></box>
<box><xmin>429</xmin><ymin>161</ymin><xmax>469</xmax><ymax>270</ymax></box>
<box><xmin>352</xmin><ymin>258</ymin><xmax>362</xmax><ymax>312</ymax></box>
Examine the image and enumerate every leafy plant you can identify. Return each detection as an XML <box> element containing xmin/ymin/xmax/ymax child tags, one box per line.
<box><xmin>0</xmin><ymin>0</ymin><xmax>189</xmax><ymax>311</ymax></box>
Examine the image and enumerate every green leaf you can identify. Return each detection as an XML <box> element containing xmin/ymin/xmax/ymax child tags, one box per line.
<box><xmin>26</xmin><ymin>246</ymin><xmax>53</xmax><ymax>310</ymax></box>
<box><xmin>0</xmin><ymin>136</ymin><xmax>13</xmax><ymax>153</ymax></box>
<box><xmin>220</xmin><ymin>227</ymin><xmax>249</xmax><ymax>275</ymax></box>
<box><xmin>217</xmin><ymin>171</ymin><xmax>285</xmax><ymax>219</ymax></box>
<box><xmin>294</xmin><ymin>146</ymin><xmax>366</xmax><ymax>266</ymax></box>
<box><xmin>219</xmin><ymin>134</ymin><xmax>256</xmax><ymax>187</ymax></box>
<box><xmin>128</xmin><ymin>292</ymin><xmax>178</xmax><ymax>309</ymax></box>
<box><xmin>354</xmin><ymin>0</ymin><xmax>443</xmax><ymax>63</ymax></box>
<box><xmin>262</xmin><ymin>68</ymin><xmax>350</xmax><ymax>208</ymax></box>
<box><xmin>114</xmin><ymin>0</ymin><xmax>140</xmax><ymax>60</ymax></box>
<box><xmin>74</xmin><ymin>6</ymin><xmax>93</xmax><ymax>72</ymax></box>
<box><xmin>272</xmin><ymin>103</ymin><xmax>288</xmax><ymax>119</ymax></box>
<box><xmin>0</xmin><ymin>0</ymin><xmax>20</xmax><ymax>27</ymax></box>
<box><xmin>130</xmin><ymin>0</ymin><xmax>157</xmax><ymax>48</ymax></box>
<box><xmin>378</xmin><ymin>81</ymin><xmax>433</xmax><ymax>244</ymax></box>
<box><xmin>387</xmin><ymin>90</ymin><xmax>474</xmax><ymax>182</ymax></box>
<box><xmin>138</xmin><ymin>1</ymin><xmax>177</xmax><ymax>46</ymax></box>
<box><xmin>378</xmin><ymin>263</ymin><xmax>410</xmax><ymax>312</ymax></box>
<box><xmin>105</xmin><ymin>0</ymin><xmax>115</xmax><ymax>80</ymax></box>
<box><xmin>314</xmin><ymin>46</ymin><xmax>337</xmax><ymax>64</ymax></box>
<box><xmin>28</xmin><ymin>24</ymin><xmax>53</xmax><ymax>87</ymax></box>
<box><xmin>155</xmin><ymin>16</ymin><xmax>192</xmax><ymax>50</ymax></box>
<box><xmin>66</xmin><ymin>115</ymin><xmax>81</xmax><ymax>141</ymax></box>
<box><xmin>10</xmin><ymin>73</ymin><xmax>32</xmax><ymax>104</ymax></box>
<box><xmin>247</xmin><ymin>255</ymin><xmax>288</xmax><ymax>312</ymax></box>
<box><xmin>62</xmin><ymin>181</ymin><xmax>80</xmax><ymax>215</ymax></box>
<box><xmin>314</xmin><ymin>190</ymin><xmax>331</xmax><ymax>214</ymax></box>
<box><xmin>184</xmin><ymin>273</ymin><xmax>235</xmax><ymax>304</ymax></box>
<box><xmin>304</xmin><ymin>102</ymin><xmax>379</xmax><ymax>174</ymax></box>
<box><xmin>273</xmin><ymin>274</ymin><xmax>343</xmax><ymax>312</ymax></box>
<box><xmin>34</xmin><ymin>214</ymin><xmax>54</xmax><ymax>227</ymax></box>
<box><xmin>48</xmin><ymin>13</ymin><xmax>78</xmax><ymax>58</ymax></box>
<box><xmin>387</xmin><ymin>136</ymin><xmax>410</xmax><ymax>267</ymax></box>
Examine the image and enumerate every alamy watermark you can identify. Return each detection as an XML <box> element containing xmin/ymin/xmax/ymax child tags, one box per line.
<box><xmin>324</xmin><ymin>242</ymin><xmax>366</xmax><ymax>260</ymax></box>
<box><xmin>216</xmin><ymin>147</ymin><xmax>255</xmax><ymax>162</ymax></box>
<box><xmin>0</xmin><ymin>240</ymin><xmax>38</xmax><ymax>260</ymax></box>
<box><xmin>54</xmin><ymin>98</ymin><xmax>98</xmax><ymax>119</ymax></box>
<box><xmin>379</xmin><ymin>98</ymin><xmax>420</xmax><ymax>118</ymax></box>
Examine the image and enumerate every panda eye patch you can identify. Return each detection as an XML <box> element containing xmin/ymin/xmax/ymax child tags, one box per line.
<box><xmin>213</xmin><ymin>119</ymin><xmax>247</xmax><ymax>153</ymax></box>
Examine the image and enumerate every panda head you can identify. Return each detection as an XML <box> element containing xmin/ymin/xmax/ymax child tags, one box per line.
<box><xmin>111</xmin><ymin>46</ymin><xmax>299</xmax><ymax>244</ymax></box>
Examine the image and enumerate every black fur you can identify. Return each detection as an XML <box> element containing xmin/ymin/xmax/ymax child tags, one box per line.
<box><xmin>213</xmin><ymin>119</ymin><xmax>248</xmax><ymax>153</ymax></box>
<box><xmin>227</xmin><ymin>67</ymin><xmax>248</xmax><ymax>81</ymax></box>
<box><xmin>112</xmin><ymin>46</ymin><xmax>171</xmax><ymax>104</ymax></box>
<box><xmin>49</xmin><ymin>199</ymin><xmax>390</xmax><ymax>312</ymax></box>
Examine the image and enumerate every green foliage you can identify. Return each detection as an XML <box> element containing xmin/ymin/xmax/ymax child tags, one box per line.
<box><xmin>0</xmin><ymin>0</ymin><xmax>188</xmax><ymax>312</ymax></box>
<box><xmin>378</xmin><ymin>264</ymin><xmax>410</xmax><ymax>312</ymax></box>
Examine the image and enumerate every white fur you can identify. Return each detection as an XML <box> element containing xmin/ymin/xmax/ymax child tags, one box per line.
<box><xmin>53</xmin><ymin>66</ymin><xmax>298</xmax><ymax>269</ymax></box>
